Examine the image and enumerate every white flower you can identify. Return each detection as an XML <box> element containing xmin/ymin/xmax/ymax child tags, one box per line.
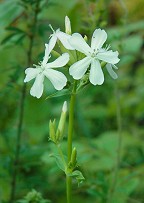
<box><xmin>48</xmin><ymin>24</ymin><xmax>74</xmax><ymax>51</ymax></box>
<box><xmin>69</xmin><ymin>29</ymin><xmax>120</xmax><ymax>85</ymax></box>
<box><xmin>24</xmin><ymin>44</ymin><xmax>69</xmax><ymax>98</ymax></box>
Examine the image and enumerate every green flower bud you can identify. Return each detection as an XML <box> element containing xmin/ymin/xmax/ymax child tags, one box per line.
<box><xmin>84</xmin><ymin>35</ymin><xmax>88</xmax><ymax>42</ymax></box>
<box><xmin>67</xmin><ymin>147</ymin><xmax>77</xmax><ymax>173</ymax></box>
<box><xmin>65</xmin><ymin>16</ymin><xmax>71</xmax><ymax>35</ymax></box>
<box><xmin>101</xmin><ymin>61</ymin><xmax>107</xmax><ymax>68</ymax></box>
<box><xmin>71</xmin><ymin>147</ymin><xmax>77</xmax><ymax>167</ymax></box>
<box><xmin>49</xmin><ymin>119</ymin><xmax>56</xmax><ymax>143</ymax></box>
<box><xmin>56</xmin><ymin>101</ymin><xmax>67</xmax><ymax>142</ymax></box>
<box><xmin>51</xmin><ymin>50</ymin><xmax>61</xmax><ymax>58</ymax></box>
<box><xmin>49</xmin><ymin>102</ymin><xmax>67</xmax><ymax>144</ymax></box>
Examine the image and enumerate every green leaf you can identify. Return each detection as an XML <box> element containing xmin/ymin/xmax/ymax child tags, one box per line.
<box><xmin>17</xmin><ymin>200</ymin><xmax>28</xmax><ymax>203</ymax></box>
<box><xmin>0</xmin><ymin>0</ymin><xmax>23</xmax><ymax>27</ymax></box>
<box><xmin>6</xmin><ymin>26</ymin><xmax>26</xmax><ymax>34</ymax></box>
<box><xmin>69</xmin><ymin>170</ymin><xmax>85</xmax><ymax>186</ymax></box>
<box><xmin>1</xmin><ymin>32</ymin><xmax>26</xmax><ymax>45</ymax></box>
<box><xmin>45</xmin><ymin>89</ymin><xmax>70</xmax><ymax>99</ymax></box>
<box><xmin>49</xmin><ymin>154</ymin><xmax>65</xmax><ymax>172</ymax></box>
<box><xmin>1</xmin><ymin>33</ymin><xmax>17</xmax><ymax>45</ymax></box>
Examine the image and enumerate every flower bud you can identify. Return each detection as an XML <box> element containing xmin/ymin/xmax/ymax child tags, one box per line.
<box><xmin>71</xmin><ymin>147</ymin><xmax>77</xmax><ymax>166</ymax></box>
<box><xmin>62</xmin><ymin>101</ymin><xmax>67</xmax><ymax>113</ymax></box>
<box><xmin>56</xmin><ymin>101</ymin><xmax>67</xmax><ymax>141</ymax></box>
<box><xmin>101</xmin><ymin>61</ymin><xmax>107</xmax><ymax>68</ymax></box>
<box><xmin>84</xmin><ymin>35</ymin><xmax>88</xmax><ymax>42</ymax></box>
<box><xmin>49</xmin><ymin>119</ymin><xmax>56</xmax><ymax>143</ymax></box>
<box><xmin>51</xmin><ymin>50</ymin><xmax>61</xmax><ymax>58</ymax></box>
<box><xmin>65</xmin><ymin>16</ymin><xmax>71</xmax><ymax>35</ymax></box>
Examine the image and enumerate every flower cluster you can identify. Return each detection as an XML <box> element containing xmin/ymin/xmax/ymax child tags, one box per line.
<box><xmin>24</xmin><ymin>16</ymin><xmax>120</xmax><ymax>98</ymax></box>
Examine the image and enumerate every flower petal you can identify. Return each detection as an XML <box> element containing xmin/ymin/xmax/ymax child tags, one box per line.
<box><xmin>69</xmin><ymin>33</ymin><xmax>91</xmax><ymax>55</ymax></box>
<box><xmin>89</xmin><ymin>59</ymin><xmax>104</xmax><ymax>85</ymax></box>
<box><xmin>30</xmin><ymin>73</ymin><xmax>44</xmax><ymax>98</ymax></box>
<box><xmin>112</xmin><ymin>64</ymin><xmax>118</xmax><ymax>69</ymax></box>
<box><xmin>24</xmin><ymin>68</ymin><xmax>40</xmax><ymax>82</ymax></box>
<box><xmin>106</xmin><ymin>63</ymin><xmax>118</xmax><ymax>79</ymax></box>
<box><xmin>46</xmin><ymin>53</ymin><xmax>69</xmax><ymax>68</ymax></box>
<box><xmin>48</xmin><ymin>34</ymin><xmax>57</xmax><ymax>53</ymax></box>
<box><xmin>42</xmin><ymin>44</ymin><xmax>50</xmax><ymax>65</ymax></box>
<box><xmin>57</xmin><ymin>31</ymin><xmax>74</xmax><ymax>50</ymax></box>
<box><xmin>91</xmin><ymin>29</ymin><xmax>107</xmax><ymax>50</ymax></box>
<box><xmin>97</xmin><ymin>50</ymin><xmax>120</xmax><ymax>64</ymax></box>
<box><xmin>44</xmin><ymin>69</ymin><xmax>67</xmax><ymax>90</ymax></box>
<box><xmin>69</xmin><ymin>57</ymin><xmax>91</xmax><ymax>80</ymax></box>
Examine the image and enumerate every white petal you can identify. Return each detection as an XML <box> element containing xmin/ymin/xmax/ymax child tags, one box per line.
<box><xmin>57</xmin><ymin>31</ymin><xmax>74</xmax><ymax>50</ymax></box>
<box><xmin>89</xmin><ymin>59</ymin><xmax>104</xmax><ymax>85</ymax></box>
<box><xmin>69</xmin><ymin>33</ymin><xmax>91</xmax><ymax>55</ymax></box>
<box><xmin>69</xmin><ymin>57</ymin><xmax>91</xmax><ymax>80</ymax></box>
<box><xmin>91</xmin><ymin>29</ymin><xmax>107</xmax><ymax>50</ymax></box>
<box><xmin>46</xmin><ymin>53</ymin><xmax>69</xmax><ymax>68</ymax></box>
<box><xmin>106</xmin><ymin>63</ymin><xmax>118</xmax><ymax>79</ymax></box>
<box><xmin>112</xmin><ymin>64</ymin><xmax>118</xmax><ymax>69</ymax></box>
<box><xmin>30</xmin><ymin>73</ymin><xmax>44</xmax><ymax>98</ymax></box>
<box><xmin>24</xmin><ymin>68</ymin><xmax>40</xmax><ymax>82</ymax></box>
<box><xmin>97</xmin><ymin>50</ymin><xmax>120</xmax><ymax>64</ymax></box>
<box><xmin>44</xmin><ymin>69</ymin><xmax>67</xmax><ymax>90</ymax></box>
<box><xmin>48</xmin><ymin>34</ymin><xmax>57</xmax><ymax>53</ymax></box>
<box><xmin>42</xmin><ymin>44</ymin><xmax>50</xmax><ymax>65</ymax></box>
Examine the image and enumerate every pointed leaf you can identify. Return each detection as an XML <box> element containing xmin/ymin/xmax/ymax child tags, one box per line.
<box><xmin>45</xmin><ymin>89</ymin><xmax>70</xmax><ymax>100</ymax></box>
<box><xmin>49</xmin><ymin>154</ymin><xmax>65</xmax><ymax>172</ymax></box>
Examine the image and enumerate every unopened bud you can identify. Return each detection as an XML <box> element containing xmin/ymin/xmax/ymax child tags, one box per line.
<box><xmin>71</xmin><ymin>147</ymin><xmax>77</xmax><ymax>167</ymax></box>
<box><xmin>56</xmin><ymin>101</ymin><xmax>67</xmax><ymax>141</ymax></box>
<box><xmin>101</xmin><ymin>61</ymin><xmax>107</xmax><ymax>68</ymax></box>
<box><xmin>65</xmin><ymin>16</ymin><xmax>71</xmax><ymax>35</ymax></box>
<box><xmin>62</xmin><ymin>101</ymin><xmax>67</xmax><ymax>113</ymax></box>
<box><xmin>51</xmin><ymin>50</ymin><xmax>61</xmax><ymax>58</ymax></box>
<box><xmin>49</xmin><ymin>119</ymin><xmax>56</xmax><ymax>143</ymax></box>
<box><xmin>84</xmin><ymin>35</ymin><xmax>88</xmax><ymax>42</ymax></box>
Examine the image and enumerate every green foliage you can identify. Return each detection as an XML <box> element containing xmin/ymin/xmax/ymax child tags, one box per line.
<box><xmin>17</xmin><ymin>189</ymin><xmax>51</xmax><ymax>203</ymax></box>
<box><xmin>69</xmin><ymin>170</ymin><xmax>85</xmax><ymax>186</ymax></box>
<box><xmin>0</xmin><ymin>0</ymin><xmax>144</xmax><ymax>203</ymax></box>
<box><xmin>49</xmin><ymin>153</ymin><xmax>65</xmax><ymax>172</ymax></box>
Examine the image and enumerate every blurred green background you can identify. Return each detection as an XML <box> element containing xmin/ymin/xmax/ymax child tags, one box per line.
<box><xmin>0</xmin><ymin>0</ymin><xmax>144</xmax><ymax>202</ymax></box>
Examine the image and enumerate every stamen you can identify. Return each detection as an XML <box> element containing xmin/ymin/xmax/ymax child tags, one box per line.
<box><xmin>105</xmin><ymin>44</ymin><xmax>111</xmax><ymax>51</ymax></box>
<box><xmin>48</xmin><ymin>55</ymin><xmax>51</xmax><ymax>60</ymax></box>
<box><xmin>49</xmin><ymin>24</ymin><xmax>55</xmax><ymax>32</ymax></box>
<box><xmin>33</xmin><ymin>64</ymin><xmax>41</xmax><ymax>69</ymax></box>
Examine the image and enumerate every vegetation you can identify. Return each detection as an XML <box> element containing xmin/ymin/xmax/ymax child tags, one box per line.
<box><xmin>0</xmin><ymin>0</ymin><xmax>144</xmax><ymax>203</ymax></box>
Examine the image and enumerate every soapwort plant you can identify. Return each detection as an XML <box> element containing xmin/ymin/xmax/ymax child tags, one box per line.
<box><xmin>24</xmin><ymin>16</ymin><xmax>120</xmax><ymax>203</ymax></box>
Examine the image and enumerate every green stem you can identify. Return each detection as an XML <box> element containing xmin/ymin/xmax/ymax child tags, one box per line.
<box><xmin>66</xmin><ymin>80</ymin><xmax>77</xmax><ymax>203</ymax></box>
<box><xmin>107</xmin><ymin>83</ymin><xmax>122</xmax><ymax>203</ymax></box>
<box><xmin>9</xmin><ymin>2</ymin><xmax>40</xmax><ymax>202</ymax></box>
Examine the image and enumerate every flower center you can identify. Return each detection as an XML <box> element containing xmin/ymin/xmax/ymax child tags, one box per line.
<box><xmin>91</xmin><ymin>52</ymin><xmax>96</xmax><ymax>58</ymax></box>
<box><xmin>40</xmin><ymin>64</ymin><xmax>46</xmax><ymax>72</ymax></box>
<box><xmin>91</xmin><ymin>49</ymin><xmax>98</xmax><ymax>58</ymax></box>
<box><xmin>35</xmin><ymin>62</ymin><xmax>45</xmax><ymax>73</ymax></box>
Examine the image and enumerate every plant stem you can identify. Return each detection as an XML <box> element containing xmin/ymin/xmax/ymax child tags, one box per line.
<box><xmin>9</xmin><ymin>2</ymin><xmax>40</xmax><ymax>202</ymax></box>
<box><xmin>107</xmin><ymin>83</ymin><xmax>122</xmax><ymax>203</ymax></box>
<box><xmin>66</xmin><ymin>80</ymin><xmax>77</xmax><ymax>203</ymax></box>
